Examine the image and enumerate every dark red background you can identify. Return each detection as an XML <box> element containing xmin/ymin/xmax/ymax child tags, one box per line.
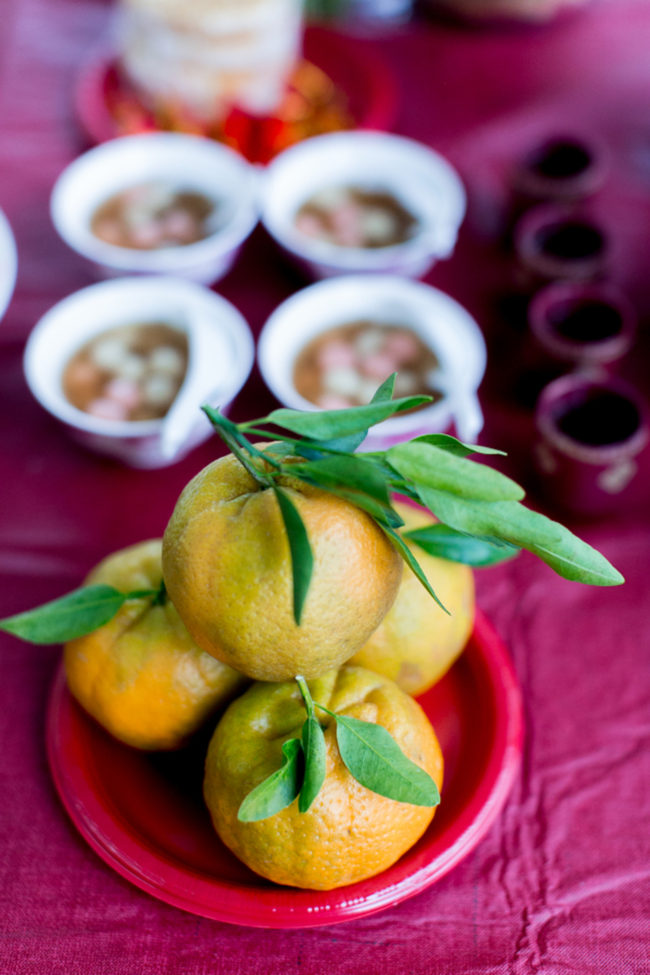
<box><xmin>1</xmin><ymin>1</ymin><xmax>649</xmax><ymax>972</ymax></box>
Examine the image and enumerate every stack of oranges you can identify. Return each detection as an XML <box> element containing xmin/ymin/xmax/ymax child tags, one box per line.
<box><xmin>64</xmin><ymin>448</ymin><xmax>476</xmax><ymax>890</ymax></box>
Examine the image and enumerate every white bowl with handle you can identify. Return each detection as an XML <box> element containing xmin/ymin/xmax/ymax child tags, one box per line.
<box><xmin>258</xmin><ymin>275</ymin><xmax>486</xmax><ymax>450</ymax></box>
<box><xmin>50</xmin><ymin>133</ymin><xmax>260</xmax><ymax>285</ymax></box>
<box><xmin>260</xmin><ymin>131</ymin><xmax>467</xmax><ymax>280</ymax></box>
<box><xmin>24</xmin><ymin>276</ymin><xmax>254</xmax><ymax>467</ymax></box>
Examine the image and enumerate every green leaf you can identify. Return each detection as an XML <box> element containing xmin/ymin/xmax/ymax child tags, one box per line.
<box><xmin>299</xmin><ymin>716</ymin><xmax>327</xmax><ymax>813</ymax></box>
<box><xmin>297</xmin><ymin>479</ymin><xmax>404</xmax><ymax>528</ymax></box>
<box><xmin>417</xmin><ymin>486</ymin><xmax>624</xmax><ymax>586</ymax></box>
<box><xmin>369</xmin><ymin>373</ymin><xmax>399</xmax><ymax>403</ymax></box>
<box><xmin>359</xmin><ymin>456</ymin><xmax>425</xmax><ymax>504</ymax></box>
<box><xmin>237</xmin><ymin>738</ymin><xmax>303</xmax><ymax>822</ymax></box>
<box><xmin>273</xmin><ymin>486</ymin><xmax>314</xmax><ymax>624</ymax></box>
<box><xmin>287</xmin><ymin>453</ymin><xmax>404</xmax><ymax>527</ymax></box>
<box><xmin>388</xmin><ymin>442</ymin><xmax>525</xmax><ymax>503</ymax></box>
<box><xmin>404</xmin><ymin>523</ymin><xmax>520</xmax><ymax>567</ymax></box>
<box><xmin>264</xmin><ymin>393</ymin><xmax>432</xmax><ymax>442</ymax></box>
<box><xmin>258</xmin><ymin>439</ymin><xmax>299</xmax><ymax>461</ymax></box>
<box><xmin>334</xmin><ymin>714</ymin><xmax>440</xmax><ymax>807</ymax></box>
<box><xmin>0</xmin><ymin>585</ymin><xmax>131</xmax><ymax>644</ymax></box>
<box><xmin>380</xmin><ymin>523</ymin><xmax>449</xmax><ymax>614</ymax></box>
<box><xmin>213</xmin><ymin>394</ymin><xmax>624</xmax><ymax>605</ymax></box>
<box><xmin>289</xmin><ymin>453</ymin><xmax>392</xmax><ymax>505</ymax></box>
<box><xmin>202</xmin><ymin>405</ymin><xmax>273</xmax><ymax>486</ymax></box>
<box><xmin>412</xmin><ymin>433</ymin><xmax>506</xmax><ymax>458</ymax></box>
<box><xmin>281</xmin><ymin>375</ymin><xmax>406</xmax><ymax>455</ymax></box>
<box><xmin>320</xmin><ymin>373</ymin><xmax>401</xmax><ymax>453</ymax></box>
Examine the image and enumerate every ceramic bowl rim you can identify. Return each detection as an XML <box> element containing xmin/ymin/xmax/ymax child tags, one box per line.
<box><xmin>257</xmin><ymin>274</ymin><xmax>486</xmax><ymax>437</ymax></box>
<box><xmin>513</xmin><ymin>202</ymin><xmax>610</xmax><ymax>279</ymax></box>
<box><xmin>50</xmin><ymin>132</ymin><xmax>260</xmax><ymax>273</ymax></box>
<box><xmin>513</xmin><ymin>132</ymin><xmax>609</xmax><ymax>201</ymax></box>
<box><xmin>259</xmin><ymin>130</ymin><xmax>467</xmax><ymax>272</ymax></box>
<box><xmin>23</xmin><ymin>275</ymin><xmax>255</xmax><ymax>440</ymax></box>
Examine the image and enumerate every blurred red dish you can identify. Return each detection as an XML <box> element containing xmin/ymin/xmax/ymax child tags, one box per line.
<box><xmin>46</xmin><ymin>608</ymin><xmax>523</xmax><ymax>928</ymax></box>
<box><xmin>75</xmin><ymin>28</ymin><xmax>398</xmax><ymax>163</ymax></box>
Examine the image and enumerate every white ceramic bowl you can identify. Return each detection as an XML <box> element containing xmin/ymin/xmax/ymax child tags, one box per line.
<box><xmin>24</xmin><ymin>276</ymin><xmax>254</xmax><ymax>468</ymax></box>
<box><xmin>257</xmin><ymin>275</ymin><xmax>486</xmax><ymax>450</ymax></box>
<box><xmin>260</xmin><ymin>131</ymin><xmax>467</xmax><ymax>280</ymax></box>
<box><xmin>50</xmin><ymin>133</ymin><xmax>259</xmax><ymax>284</ymax></box>
<box><xmin>0</xmin><ymin>209</ymin><xmax>17</xmax><ymax>321</ymax></box>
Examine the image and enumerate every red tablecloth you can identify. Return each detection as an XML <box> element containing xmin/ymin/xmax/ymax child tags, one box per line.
<box><xmin>1</xmin><ymin>1</ymin><xmax>649</xmax><ymax>972</ymax></box>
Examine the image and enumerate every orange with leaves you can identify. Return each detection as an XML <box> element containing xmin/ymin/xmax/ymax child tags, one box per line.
<box><xmin>64</xmin><ymin>540</ymin><xmax>247</xmax><ymax>750</ymax></box>
<box><xmin>203</xmin><ymin>665</ymin><xmax>444</xmax><ymax>890</ymax></box>
<box><xmin>162</xmin><ymin>451</ymin><xmax>403</xmax><ymax>682</ymax></box>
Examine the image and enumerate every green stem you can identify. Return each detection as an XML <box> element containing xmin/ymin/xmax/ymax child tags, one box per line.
<box><xmin>235</xmin><ymin>423</ymin><xmax>279</xmax><ymax>439</ymax></box>
<box><xmin>238</xmin><ymin>438</ymin><xmax>285</xmax><ymax>471</ymax></box>
<box><xmin>313</xmin><ymin>701</ymin><xmax>336</xmax><ymax>719</ymax></box>
<box><xmin>235</xmin><ymin>425</ymin><xmax>302</xmax><ymax>453</ymax></box>
<box><xmin>295</xmin><ymin>675</ymin><xmax>316</xmax><ymax>720</ymax></box>
<box><xmin>203</xmin><ymin>407</ymin><xmax>272</xmax><ymax>488</ymax></box>
<box><xmin>224</xmin><ymin>431</ymin><xmax>271</xmax><ymax>487</ymax></box>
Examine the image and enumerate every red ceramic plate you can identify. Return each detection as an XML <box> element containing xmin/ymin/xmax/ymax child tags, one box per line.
<box><xmin>75</xmin><ymin>27</ymin><xmax>398</xmax><ymax>161</ymax></box>
<box><xmin>46</xmin><ymin>609</ymin><xmax>523</xmax><ymax>928</ymax></box>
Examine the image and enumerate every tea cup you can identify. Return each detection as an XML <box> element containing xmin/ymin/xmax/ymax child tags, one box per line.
<box><xmin>257</xmin><ymin>275</ymin><xmax>486</xmax><ymax>450</ymax></box>
<box><xmin>533</xmin><ymin>372</ymin><xmax>649</xmax><ymax>516</ymax></box>
<box><xmin>23</xmin><ymin>276</ymin><xmax>254</xmax><ymax>467</ymax></box>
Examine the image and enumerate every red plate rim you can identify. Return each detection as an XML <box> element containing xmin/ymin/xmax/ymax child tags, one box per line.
<box><xmin>46</xmin><ymin>608</ymin><xmax>523</xmax><ymax>928</ymax></box>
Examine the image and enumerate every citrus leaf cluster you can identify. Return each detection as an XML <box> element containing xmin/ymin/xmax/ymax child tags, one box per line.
<box><xmin>0</xmin><ymin>381</ymin><xmax>624</xmax><ymax>822</ymax></box>
<box><xmin>237</xmin><ymin>677</ymin><xmax>439</xmax><ymax>822</ymax></box>
<box><xmin>203</xmin><ymin>374</ymin><xmax>623</xmax><ymax>624</ymax></box>
<box><xmin>0</xmin><ymin>375</ymin><xmax>623</xmax><ymax>642</ymax></box>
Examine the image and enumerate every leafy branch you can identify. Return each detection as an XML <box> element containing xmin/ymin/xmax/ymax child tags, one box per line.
<box><xmin>202</xmin><ymin>374</ymin><xmax>623</xmax><ymax>624</ymax></box>
<box><xmin>0</xmin><ymin>375</ymin><xmax>623</xmax><ymax>646</ymax></box>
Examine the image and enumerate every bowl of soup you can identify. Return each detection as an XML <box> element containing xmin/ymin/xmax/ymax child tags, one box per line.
<box><xmin>257</xmin><ymin>275</ymin><xmax>486</xmax><ymax>449</ymax></box>
<box><xmin>260</xmin><ymin>132</ymin><xmax>467</xmax><ymax>280</ymax></box>
<box><xmin>50</xmin><ymin>133</ymin><xmax>259</xmax><ymax>284</ymax></box>
<box><xmin>24</xmin><ymin>276</ymin><xmax>254</xmax><ymax>467</ymax></box>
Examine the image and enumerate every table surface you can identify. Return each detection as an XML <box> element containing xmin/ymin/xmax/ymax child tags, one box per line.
<box><xmin>1</xmin><ymin>1</ymin><xmax>649</xmax><ymax>973</ymax></box>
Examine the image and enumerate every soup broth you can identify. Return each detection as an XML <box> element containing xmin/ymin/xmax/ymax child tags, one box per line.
<box><xmin>293</xmin><ymin>320</ymin><xmax>442</xmax><ymax>411</ymax></box>
<box><xmin>294</xmin><ymin>186</ymin><xmax>418</xmax><ymax>249</ymax></box>
<box><xmin>63</xmin><ymin>321</ymin><xmax>189</xmax><ymax>422</ymax></box>
<box><xmin>91</xmin><ymin>182</ymin><xmax>216</xmax><ymax>250</ymax></box>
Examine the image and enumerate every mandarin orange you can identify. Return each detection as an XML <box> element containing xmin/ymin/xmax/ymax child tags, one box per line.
<box><xmin>203</xmin><ymin>665</ymin><xmax>444</xmax><ymax>889</ymax></box>
<box><xmin>64</xmin><ymin>540</ymin><xmax>247</xmax><ymax>750</ymax></box>
<box><xmin>162</xmin><ymin>452</ymin><xmax>403</xmax><ymax>682</ymax></box>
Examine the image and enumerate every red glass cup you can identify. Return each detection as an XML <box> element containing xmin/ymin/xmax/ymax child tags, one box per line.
<box><xmin>514</xmin><ymin>204</ymin><xmax>610</xmax><ymax>288</ymax></box>
<box><xmin>533</xmin><ymin>372</ymin><xmax>649</xmax><ymax>517</ymax></box>
<box><xmin>512</xmin><ymin>135</ymin><xmax>608</xmax><ymax>207</ymax></box>
<box><xmin>528</xmin><ymin>281</ymin><xmax>636</xmax><ymax>368</ymax></box>
<box><xmin>513</xmin><ymin>282</ymin><xmax>636</xmax><ymax>407</ymax></box>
